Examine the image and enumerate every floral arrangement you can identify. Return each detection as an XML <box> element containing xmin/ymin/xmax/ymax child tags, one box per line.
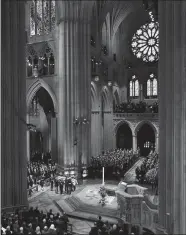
<box><xmin>145</xmin><ymin>168</ymin><xmax>158</xmax><ymax>184</ymax></box>
<box><xmin>99</xmin><ymin>186</ymin><xmax>107</xmax><ymax>206</ymax></box>
<box><xmin>135</xmin><ymin>151</ymin><xmax>159</xmax><ymax>186</ymax></box>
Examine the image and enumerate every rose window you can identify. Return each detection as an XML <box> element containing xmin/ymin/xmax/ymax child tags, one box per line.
<box><xmin>131</xmin><ymin>22</ymin><xmax>159</xmax><ymax>63</ymax></box>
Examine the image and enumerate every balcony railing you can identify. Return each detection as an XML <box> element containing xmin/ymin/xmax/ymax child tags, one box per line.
<box><xmin>113</xmin><ymin>112</ymin><xmax>158</xmax><ymax>120</ymax></box>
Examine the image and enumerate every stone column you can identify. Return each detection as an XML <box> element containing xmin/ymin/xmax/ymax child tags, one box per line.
<box><xmin>155</xmin><ymin>134</ymin><xmax>159</xmax><ymax>153</ymax></box>
<box><xmin>57</xmin><ymin>2</ymin><xmax>92</xmax><ymax>175</ymax></box>
<box><xmin>132</xmin><ymin>135</ymin><xmax>137</xmax><ymax>153</ymax></box>
<box><xmin>48</xmin><ymin>118</ymin><xmax>51</xmax><ymax>152</ymax></box>
<box><xmin>1</xmin><ymin>0</ymin><xmax>28</xmax><ymax>210</ymax></box>
<box><xmin>158</xmin><ymin>1</ymin><xmax>186</xmax><ymax>234</ymax></box>
<box><xmin>26</xmin><ymin>114</ymin><xmax>30</xmax><ymax>161</ymax></box>
<box><xmin>51</xmin><ymin>117</ymin><xmax>57</xmax><ymax>162</ymax></box>
<box><xmin>140</xmin><ymin>84</ymin><xmax>143</xmax><ymax>101</ymax></box>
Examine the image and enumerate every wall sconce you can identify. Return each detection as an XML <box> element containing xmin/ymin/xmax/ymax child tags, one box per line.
<box><xmin>108</xmin><ymin>81</ymin><xmax>112</xmax><ymax>86</ymax></box>
<box><xmin>94</xmin><ymin>76</ymin><xmax>99</xmax><ymax>82</ymax></box>
<box><xmin>73</xmin><ymin>117</ymin><xmax>89</xmax><ymax>125</ymax></box>
<box><xmin>73</xmin><ymin>118</ymin><xmax>80</xmax><ymax>125</ymax></box>
<box><xmin>82</xmin><ymin>118</ymin><xmax>89</xmax><ymax>124</ymax></box>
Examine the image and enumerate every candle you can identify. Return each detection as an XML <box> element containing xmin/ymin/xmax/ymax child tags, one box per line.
<box><xmin>102</xmin><ymin>167</ymin><xmax>105</xmax><ymax>185</ymax></box>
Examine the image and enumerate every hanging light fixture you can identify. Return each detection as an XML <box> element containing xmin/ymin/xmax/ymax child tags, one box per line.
<box><xmin>94</xmin><ymin>76</ymin><xmax>99</xmax><ymax>82</ymax></box>
<box><xmin>108</xmin><ymin>81</ymin><xmax>112</xmax><ymax>86</ymax></box>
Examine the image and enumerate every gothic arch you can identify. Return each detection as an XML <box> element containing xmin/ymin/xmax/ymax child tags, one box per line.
<box><xmin>113</xmin><ymin>89</ymin><xmax>120</xmax><ymax>105</ymax></box>
<box><xmin>114</xmin><ymin>120</ymin><xmax>134</xmax><ymax>136</ymax></box>
<box><xmin>134</xmin><ymin>120</ymin><xmax>158</xmax><ymax>137</ymax></box>
<box><xmin>100</xmin><ymin>87</ymin><xmax>111</xmax><ymax>111</ymax></box>
<box><xmin>91</xmin><ymin>82</ymin><xmax>99</xmax><ymax>110</ymax></box>
<box><xmin>26</xmin><ymin>79</ymin><xmax>58</xmax><ymax>113</ymax></box>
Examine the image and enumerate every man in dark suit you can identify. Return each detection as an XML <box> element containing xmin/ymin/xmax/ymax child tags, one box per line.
<box><xmin>59</xmin><ymin>181</ymin><xmax>64</xmax><ymax>194</ymax></box>
<box><xmin>55</xmin><ymin>179</ymin><xmax>59</xmax><ymax>194</ymax></box>
<box><xmin>89</xmin><ymin>222</ymin><xmax>98</xmax><ymax>235</ymax></box>
<box><xmin>65</xmin><ymin>177</ymin><xmax>68</xmax><ymax>194</ymax></box>
<box><xmin>55</xmin><ymin>216</ymin><xmax>65</xmax><ymax>235</ymax></box>
<box><xmin>61</xmin><ymin>213</ymin><xmax>69</xmax><ymax>232</ymax></box>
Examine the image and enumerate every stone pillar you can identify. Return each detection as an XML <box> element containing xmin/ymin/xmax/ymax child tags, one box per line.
<box><xmin>91</xmin><ymin>111</ymin><xmax>102</xmax><ymax>157</ymax></box>
<box><xmin>57</xmin><ymin>2</ymin><xmax>92</xmax><ymax>175</ymax></box>
<box><xmin>158</xmin><ymin>1</ymin><xmax>186</xmax><ymax>234</ymax></box>
<box><xmin>26</xmin><ymin>114</ymin><xmax>30</xmax><ymax>161</ymax></box>
<box><xmin>48</xmin><ymin>117</ymin><xmax>51</xmax><ymax>152</ymax></box>
<box><xmin>103</xmin><ymin>111</ymin><xmax>114</xmax><ymax>151</ymax></box>
<box><xmin>51</xmin><ymin>117</ymin><xmax>57</xmax><ymax>162</ymax></box>
<box><xmin>155</xmin><ymin>134</ymin><xmax>159</xmax><ymax>153</ymax></box>
<box><xmin>133</xmin><ymin>135</ymin><xmax>137</xmax><ymax>153</ymax></box>
<box><xmin>140</xmin><ymin>84</ymin><xmax>143</xmax><ymax>101</ymax></box>
<box><xmin>1</xmin><ymin>0</ymin><xmax>28</xmax><ymax>210</ymax></box>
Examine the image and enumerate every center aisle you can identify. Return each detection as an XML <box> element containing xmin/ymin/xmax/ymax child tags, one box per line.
<box><xmin>123</xmin><ymin>157</ymin><xmax>145</xmax><ymax>183</ymax></box>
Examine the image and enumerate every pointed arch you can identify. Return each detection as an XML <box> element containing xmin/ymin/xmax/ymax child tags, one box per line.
<box><xmin>134</xmin><ymin>120</ymin><xmax>158</xmax><ymax>136</ymax></box>
<box><xmin>100</xmin><ymin>86</ymin><xmax>112</xmax><ymax>111</ymax></box>
<box><xmin>114</xmin><ymin>120</ymin><xmax>134</xmax><ymax>136</ymax></box>
<box><xmin>91</xmin><ymin>82</ymin><xmax>99</xmax><ymax>110</ymax></box>
<box><xmin>26</xmin><ymin>79</ymin><xmax>58</xmax><ymax>113</ymax></box>
<box><xmin>113</xmin><ymin>89</ymin><xmax>120</xmax><ymax>105</ymax></box>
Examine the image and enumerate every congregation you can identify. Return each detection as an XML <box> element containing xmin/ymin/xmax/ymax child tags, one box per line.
<box><xmin>88</xmin><ymin>149</ymin><xmax>140</xmax><ymax>180</ymax></box>
<box><xmin>114</xmin><ymin>101</ymin><xmax>158</xmax><ymax>113</ymax></box>
<box><xmin>1</xmin><ymin>207</ymin><xmax>70</xmax><ymax>235</ymax></box>
<box><xmin>135</xmin><ymin>151</ymin><xmax>158</xmax><ymax>193</ymax></box>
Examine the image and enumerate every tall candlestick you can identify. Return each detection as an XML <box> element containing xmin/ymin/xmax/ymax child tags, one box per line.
<box><xmin>102</xmin><ymin>167</ymin><xmax>105</xmax><ymax>185</ymax></box>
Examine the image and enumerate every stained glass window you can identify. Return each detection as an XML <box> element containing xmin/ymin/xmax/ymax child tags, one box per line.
<box><xmin>30</xmin><ymin>1</ymin><xmax>36</xmax><ymax>36</ymax></box>
<box><xmin>131</xmin><ymin>22</ymin><xmax>159</xmax><ymax>63</ymax></box>
<box><xmin>129</xmin><ymin>81</ymin><xmax>133</xmax><ymax>97</ymax></box>
<box><xmin>147</xmin><ymin>73</ymin><xmax>158</xmax><ymax>97</ymax></box>
<box><xmin>129</xmin><ymin>75</ymin><xmax>139</xmax><ymax>98</ymax></box>
<box><xmin>26</xmin><ymin>44</ymin><xmax>55</xmax><ymax>77</ymax></box>
<box><xmin>153</xmin><ymin>78</ymin><xmax>157</xmax><ymax>96</ymax></box>
<box><xmin>135</xmin><ymin>80</ymin><xmax>139</xmax><ymax>97</ymax></box>
<box><xmin>29</xmin><ymin>96</ymin><xmax>39</xmax><ymax>116</ymax></box>
<box><xmin>30</xmin><ymin>0</ymin><xmax>55</xmax><ymax>36</ymax></box>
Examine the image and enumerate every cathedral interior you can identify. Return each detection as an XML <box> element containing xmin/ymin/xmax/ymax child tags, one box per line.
<box><xmin>1</xmin><ymin>0</ymin><xmax>186</xmax><ymax>234</ymax></box>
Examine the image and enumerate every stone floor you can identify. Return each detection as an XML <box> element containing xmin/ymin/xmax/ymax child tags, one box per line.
<box><xmin>29</xmin><ymin>180</ymin><xmax>120</xmax><ymax>234</ymax></box>
<box><xmin>28</xmin><ymin>165</ymin><xmax>158</xmax><ymax>235</ymax></box>
<box><xmin>29</xmin><ymin>186</ymin><xmax>93</xmax><ymax>234</ymax></box>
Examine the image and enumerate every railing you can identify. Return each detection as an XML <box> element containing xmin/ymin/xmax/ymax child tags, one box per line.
<box><xmin>113</xmin><ymin>113</ymin><xmax>158</xmax><ymax>120</ymax></box>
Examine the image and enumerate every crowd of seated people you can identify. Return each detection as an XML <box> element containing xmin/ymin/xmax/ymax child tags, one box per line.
<box><xmin>114</xmin><ymin>101</ymin><xmax>158</xmax><ymax>113</ymax></box>
<box><xmin>89</xmin><ymin>216</ymin><xmax>137</xmax><ymax>235</ymax></box>
<box><xmin>1</xmin><ymin>207</ymin><xmax>70</xmax><ymax>235</ymax></box>
<box><xmin>88</xmin><ymin>149</ymin><xmax>140</xmax><ymax>180</ymax></box>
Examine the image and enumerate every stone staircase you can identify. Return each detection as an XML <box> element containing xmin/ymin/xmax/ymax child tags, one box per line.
<box><xmin>124</xmin><ymin>157</ymin><xmax>144</xmax><ymax>183</ymax></box>
<box><xmin>64</xmin><ymin>195</ymin><xmax>119</xmax><ymax>219</ymax></box>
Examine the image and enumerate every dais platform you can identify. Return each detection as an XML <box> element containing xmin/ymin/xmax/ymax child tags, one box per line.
<box><xmin>54</xmin><ymin>184</ymin><xmax>120</xmax><ymax>224</ymax></box>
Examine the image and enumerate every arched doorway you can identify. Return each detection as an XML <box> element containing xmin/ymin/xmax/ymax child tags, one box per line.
<box><xmin>28</xmin><ymin>87</ymin><xmax>55</xmax><ymax>161</ymax></box>
<box><xmin>137</xmin><ymin>123</ymin><xmax>155</xmax><ymax>157</ymax></box>
<box><xmin>116</xmin><ymin>123</ymin><xmax>132</xmax><ymax>150</ymax></box>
